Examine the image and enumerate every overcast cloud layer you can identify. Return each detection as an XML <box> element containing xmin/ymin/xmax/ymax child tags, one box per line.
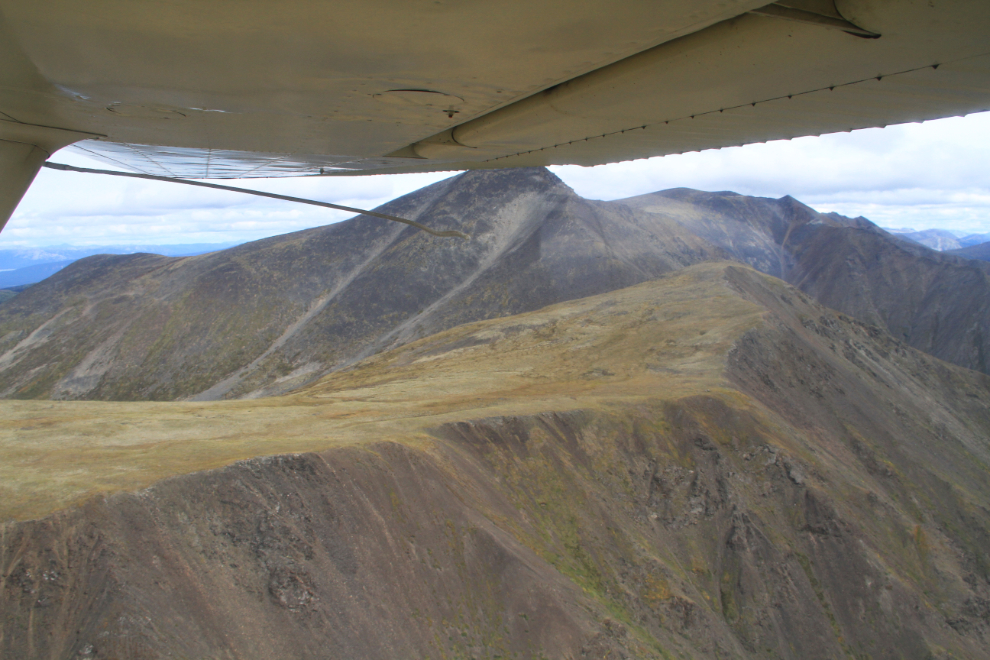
<box><xmin>3</xmin><ymin>111</ymin><xmax>989</xmax><ymax>249</ymax></box>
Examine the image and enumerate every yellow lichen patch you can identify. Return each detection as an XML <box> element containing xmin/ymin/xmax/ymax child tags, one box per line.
<box><xmin>640</xmin><ymin>574</ymin><xmax>673</xmax><ymax>609</ymax></box>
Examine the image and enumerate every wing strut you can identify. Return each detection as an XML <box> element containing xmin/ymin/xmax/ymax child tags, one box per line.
<box><xmin>41</xmin><ymin>162</ymin><xmax>470</xmax><ymax>240</ymax></box>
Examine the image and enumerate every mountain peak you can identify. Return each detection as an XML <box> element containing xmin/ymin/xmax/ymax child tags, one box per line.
<box><xmin>3</xmin><ymin>171</ymin><xmax>990</xmax><ymax>403</ymax></box>
<box><xmin>0</xmin><ymin>167</ymin><xmax>722</xmax><ymax>401</ymax></box>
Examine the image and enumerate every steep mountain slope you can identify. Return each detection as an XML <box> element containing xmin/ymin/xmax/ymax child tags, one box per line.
<box><xmin>0</xmin><ymin>242</ymin><xmax>239</xmax><ymax>270</ymax></box>
<box><xmin>619</xmin><ymin>189</ymin><xmax>990</xmax><ymax>374</ymax></box>
<box><xmin>3</xmin><ymin>264</ymin><xmax>989</xmax><ymax>659</ymax></box>
<box><xmin>3</xmin><ymin>170</ymin><xmax>989</xmax><ymax>404</ymax></box>
<box><xmin>950</xmin><ymin>240</ymin><xmax>990</xmax><ymax>262</ymax></box>
<box><xmin>0</xmin><ymin>168</ymin><xmax>722</xmax><ymax>401</ymax></box>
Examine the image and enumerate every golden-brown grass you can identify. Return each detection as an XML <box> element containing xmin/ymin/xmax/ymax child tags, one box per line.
<box><xmin>0</xmin><ymin>264</ymin><xmax>763</xmax><ymax>521</ymax></box>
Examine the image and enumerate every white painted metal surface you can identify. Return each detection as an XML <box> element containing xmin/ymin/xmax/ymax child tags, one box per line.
<box><xmin>0</xmin><ymin>1</ymin><xmax>988</xmax><ymax>226</ymax></box>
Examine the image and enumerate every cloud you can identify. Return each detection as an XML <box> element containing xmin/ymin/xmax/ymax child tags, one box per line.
<box><xmin>4</xmin><ymin>150</ymin><xmax>456</xmax><ymax>247</ymax></box>
<box><xmin>550</xmin><ymin>111</ymin><xmax>990</xmax><ymax>233</ymax></box>
<box><xmin>4</xmin><ymin>111</ymin><xmax>990</xmax><ymax>247</ymax></box>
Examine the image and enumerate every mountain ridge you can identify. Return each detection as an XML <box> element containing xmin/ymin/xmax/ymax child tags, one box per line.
<box><xmin>0</xmin><ymin>168</ymin><xmax>726</xmax><ymax>401</ymax></box>
<box><xmin>617</xmin><ymin>187</ymin><xmax>990</xmax><ymax>375</ymax></box>
<box><xmin>2</xmin><ymin>167</ymin><xmax>989</xmax><ymax>404</ymax></box>
<box><xmin>3</xmin><ymin>262</ymin><xmax>989</xmax><ymax>658</ymax></box>
<box><xmin>950</xmin><ymin>240</ymin><xmax>990</xmax><ymax>262</ymax></box>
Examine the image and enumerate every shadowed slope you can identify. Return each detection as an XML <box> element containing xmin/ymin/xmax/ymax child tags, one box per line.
<box><xmin>619</xmin><ymin>189</ymin><xmax>990</xmax><ymax>374</ymax></box>
<box><xmin>950</xmin><ymin>240</ymin><xmax>990</xmax><ymax>263</ymax></box>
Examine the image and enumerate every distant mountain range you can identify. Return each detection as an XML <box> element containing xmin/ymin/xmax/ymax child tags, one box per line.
<box><xmin>888</xmin><ymin>228</ymin><xmax>990</xmax><ymax>251</ymax></box>
<box><xmin>950</xmin><ymin>241</ymin><xmax>990</xmax><ymax>262</ymax></box>
<box><xmin>622</xmin><ymin>189</ymin><xmax>990</xmax><ymax>376</ymax></box>
<box><xmin>0</xmin><ymin>242</ymin><xmax>242</xmax><ymax>270</ymax></box>
<box><xmin>0</xmin><ymin>242</ymin><xmax>240</xmax><ymax>289</ymax></box>
<box><xmin>1</xmin><ymin>168</ymin><xmax>988</xmax><ymax>403</ymax></box>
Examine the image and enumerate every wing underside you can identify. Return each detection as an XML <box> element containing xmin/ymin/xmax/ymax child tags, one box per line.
<box><xmin>1</xmin><ymin>0</ymin><xmax>989</xmax><ymax>182</ymax></box>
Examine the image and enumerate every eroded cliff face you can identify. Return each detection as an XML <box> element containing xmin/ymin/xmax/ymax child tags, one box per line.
<box><xmin>1</xmin><ymin>445</ymin><xmax>622</xmax><ymax>659</ymax></box>
<box><xmin>3</xmin><ymin>265</ymin><xmax>989</xmax><ymax>659</ymax></box>
<box><xmin>435</xmin><ymin>401</ymin><xmax>990</xmax><ymax>660</ymax></box>
<box><xmin>5</xmin><ymin>398</ymin><xmax>988</xmax><ymax>659</ymax></box>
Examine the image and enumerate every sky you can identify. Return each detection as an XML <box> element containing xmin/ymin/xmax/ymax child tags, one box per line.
<box><xmin>3</xmin><ymin>111</ymin><xmax>990</xmax><ymax>249</ymax></box>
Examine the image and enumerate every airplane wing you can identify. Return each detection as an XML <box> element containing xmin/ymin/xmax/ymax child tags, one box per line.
<box><xmin>1</xmin><ymin>0</ymin><xmax>989</xmax><ymax>228</ymax></box>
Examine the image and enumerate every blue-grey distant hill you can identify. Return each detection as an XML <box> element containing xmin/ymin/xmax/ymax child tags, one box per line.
<box><xmin>0</xmin><ymin>243</ymin><xmax>240</xmax><ymax>271</ymax></box>
<box><xmin>892</xmin><ymin>230</ymin><xmax>990</xmax><ymax>251</ymax></box>
<box><xmin>0</xmin><ymin>243</ymin><xmax>241</xmax><ymax>289</ymax></box>
<box><xmin>960</xmin><ymin>233</ymin><xmax>990</xmax><ymax>247</ymax></box>
<box><xmin>893</xmin><ymin>229</ymin><xmax>963</xmax><ymax>251</ymax></box>
<box><xmin>949</xmin><ymin>241</ymin><xmax>990</xmax><ymax>262</ymax></box>
<box><xmin>0</xmin><ymin>260</ymin><xmax>76</xmax><ymax>288</ymax></box>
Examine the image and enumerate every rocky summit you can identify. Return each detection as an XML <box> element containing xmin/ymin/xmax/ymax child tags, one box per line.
<box><xmin>2</xmin><ymin>169</ymin><xmax>989</xmax><ymax>406</ymax></box>
<box><xmin>0</xmin><ymin>168</ymin><xmax>723</xmax><ymax>401</ymax></box>
<box><xmin>1</xmin><ymin>170</ymin><xmax>990</xmax><ymax>659</ymax></box>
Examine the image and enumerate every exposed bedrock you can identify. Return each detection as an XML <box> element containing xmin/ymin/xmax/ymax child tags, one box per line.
<box><xmin>4</xmin><ymin>396</ymin><xmax>989</xmax><ymax>658</ymax></box>
<box><xmin>3</xmin><ymin>265</ymin><xmax>989</xmax><ymax>658</ymax></box>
